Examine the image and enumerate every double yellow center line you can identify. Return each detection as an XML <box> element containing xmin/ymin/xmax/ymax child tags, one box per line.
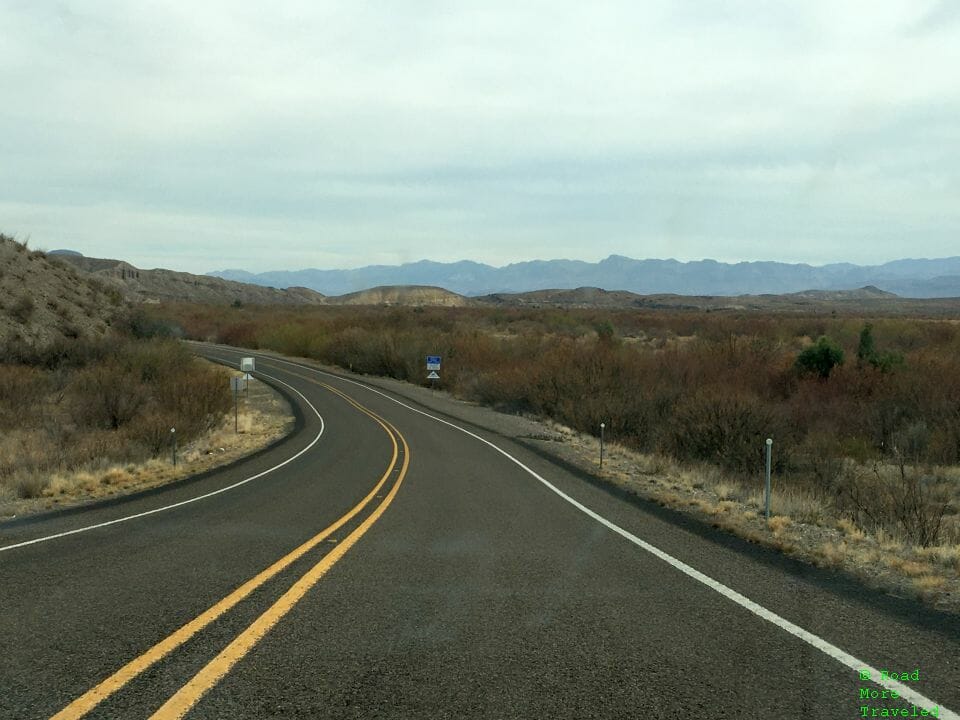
<box><xmin>51</xmin><ymin>378</ymin><xmax>409</xmax><ymax>720</ymax></box>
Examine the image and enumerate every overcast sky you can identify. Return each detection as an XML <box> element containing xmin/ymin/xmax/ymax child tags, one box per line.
<box><xmin>2</xmin><ymin>2</ymin><xmax>958</xmax><ymax>274</ymax></box>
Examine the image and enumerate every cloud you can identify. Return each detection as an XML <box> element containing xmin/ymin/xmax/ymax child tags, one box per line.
<box><xmin>1</xmin><ymin>1</ymin><xmax>958</xmax><ymax>272</ymax></box>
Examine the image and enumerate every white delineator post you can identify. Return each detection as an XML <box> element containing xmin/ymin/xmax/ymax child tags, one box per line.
<box><xmin>764</xmin><ymin>437</ymin><xmax>773</xmax><ymax>521</ymax></box>
<box><xmin>600</xmin><ymin>422</ymin><xmax>605</xmax><ymax>469</ymax></box>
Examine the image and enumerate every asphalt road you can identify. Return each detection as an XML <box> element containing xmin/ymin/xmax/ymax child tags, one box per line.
<box><xmin>1</xmin><ymin>343</ymin><xmax>958</xmax><ymax>719</ymax></box>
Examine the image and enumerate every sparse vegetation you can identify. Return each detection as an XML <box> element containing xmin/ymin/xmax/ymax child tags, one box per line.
<box><xmin>0</xmin><ymin>338</ymin><xmax>232</xmax><ymax>502</ymax></box>
<box><xmin>10</xmin><ymin>294</ymin><xmax>35</xmax><ymax>324</ymax></box>
<box><xmin>0</xmin><ymin>234</ymin><xmax>122</xmax><ymax>347</ymax></box>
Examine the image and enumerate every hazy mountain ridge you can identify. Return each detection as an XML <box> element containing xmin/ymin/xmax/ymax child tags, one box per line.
<box><xmin>208</xmin><ymin>255</ymin><xmax>960</xmax><ymax>298</ymax></box>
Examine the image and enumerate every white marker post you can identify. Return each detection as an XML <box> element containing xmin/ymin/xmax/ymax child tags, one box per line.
<box><xmin>600</xmin><ymin>422</ymin><xmax>605</xmax><ymax>469</ymax></box>
<box><xmin>764</xmin><ymin>438</ymin><xmax>773</xmax><ymax>521</ymax></box>
<box><xmin>171</xmin><ymin>427</ymin><xmax>177</xmax><ymax>467</ymax></box>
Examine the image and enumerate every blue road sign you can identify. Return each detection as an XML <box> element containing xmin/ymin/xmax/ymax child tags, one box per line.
<box><xmin>426</xmin><ymin>355</ymin><xmax>441</xmax><ymax>370</ymax></box>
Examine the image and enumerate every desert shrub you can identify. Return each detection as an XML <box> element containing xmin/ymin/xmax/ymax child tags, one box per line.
<box><xmin>0</xmin><ymin>335</ymin><xmax>232</xmax><ymax>491</ymax></box>
<box><xmin>258</xmin><ymin>322</ymin><xmax>320</xmax><ymax>359</ymax></box>
<box><xmin>4</xmin><ymin>335</ymin><xmax>113</xmax><ymax>370</ymax></box>
<box><xmin>126</xmin><ymin>308</ymin><xmax>181</xmax><ymax>339</ymax></box>
<box><xmin>927</xmin><ymin>410</ymin><xmax>960</xmax><ymax>464</ymax></box>
<box><xmin>163</xmin><ymin>361</ymin><xmax>232</xmax><ymax>436</ymax></box>
<box><xmin>0</xmin><ymin>365</ymin><xmax>50</xmax><ymax>428</ymax></box>
<box><xmin>857</xmin><ymin>323</ymin><xmax>904</xmax><ymax>372</ymax></box>
<box><xmin>796</xmin><ymin>431</ymin><xmax>846</xmax><ymax>489</ymax></box>
<box><xmin>664</xmin><ymin>389</ymin><xmax>779</xmax><ymax>473</ymax></box>
<box><xmin>15</xmin><ymin>473</ymin><xmax>49</xmax><ymax>499</ymax></box>
<box><xmin>10</xmin><ymin>294</ymin><xmax>36</xmax><ymax>324</ymax></box>
<box><xmin>219</xmin><ymin>322</ymin><xmax>259</xmax><ymax>348</ymax></box>
<box><xmin>62</xmin><ymin>338</ymin><xmax>229</xmax><ymax>434</ymax></box>
<box><xmin>319</xmin><ymin>326</ymin><xmax>410</xmax><ymax>378</ymax></box>
<box><xmin>129</xmin><ymin>410</ymin><xmax>181</xmax><ymax>456</ymax></box>
<box><xmin>796</xmin><ymin>336</ymin><xmax>844</xmax><ymax>379</ymax></box>
<box><xmin>463</xmin><ymin>367</ymin><xmax>534</xmax><ymax>414</ymax></box>
<box><xmin>834</xmin><ymin>457</ymin><xmax>950</xmax><ymax>547</ymax></box>
<box><xmin>70</xmin><ymin>360</ymin><xmax>149</xmax><ymax>429</ymax></box>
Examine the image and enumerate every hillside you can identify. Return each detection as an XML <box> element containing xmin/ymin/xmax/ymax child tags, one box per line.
<box><xmin>210</xmin><ymin>255</ymin><xmax>960</xmax><ymax>298</ymax></box>
<box><xmin>327</xmin><ymin>285</ymin><xmax>470</xmax><ymax>307</ymax></box>
<box><xmin>471</xmin><ymin>284</ymin><xmax>960</xmax><ymax>315</ymax></box>
<box><xmin>53</xmin><ymin>253</ymin><xmax>326</xmax><ymax>306</ymax></box>
<box><xmin>478</xmin><ymin>287</ymin><xmax>647</xmax><ymax>308</ymax></box>
<box><xmin>0</xmin><ymin>235</ymin><xmax>122</xmax><ymax>349</ymax></box>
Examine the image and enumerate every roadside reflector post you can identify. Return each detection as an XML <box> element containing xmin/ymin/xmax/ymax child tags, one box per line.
<box><xmin>231</xmin><ymin>376</ymin><xmax>242</xmax><ymax>433</ymax></box>
<box><xmin>764</xmin><ymin>437</ymin><xmax>773</xmax><ymax>521</ymax></box>
<box><xmin>600</xmin><ymin>422</ymin><xmax>606</xmax><ymax>469</ymax></box>
<box><xmin>171</xmin><ymin>427</ymin><xmax>177</xmax><ymax>467</ymax></box>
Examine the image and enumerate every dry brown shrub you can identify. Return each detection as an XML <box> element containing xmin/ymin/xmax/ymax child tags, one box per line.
<box><xmin>834</xmin><ymin>458</ymin><xmax>949</xmax><ymax>547</ymax></box>
<box><xmin>664</xmin><ymin>389</ymin><xmax>778</xmax><ymax>473</ymax></box>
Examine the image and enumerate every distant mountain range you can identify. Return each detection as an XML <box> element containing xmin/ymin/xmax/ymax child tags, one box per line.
<box><xmin>208</xmin><ymin>256</ymin><xmax>960</xmax><ymax>298</ymax></box>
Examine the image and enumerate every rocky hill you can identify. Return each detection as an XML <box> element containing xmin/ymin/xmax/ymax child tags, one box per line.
<box><xmin>478</xmin><ymin>287</ymin><xmax>644</xmax><ymax>308</ymax></box>
<box><xmin>471</xmin><ymin>284</ymin><xmax>960</xmax><ymax>315</ymax></box>
<box><xmin>327</xmin><ymin>285</ymin><xmax>470</xmax><ymax>307</ymax></box>
<box><xmin>0</xmin><ymin>235</ymin><xmax>123</xmax><ymax>349</ymax></box>
<box><xmin>51</xmin><ymin>252</ymin><xmax>325</xmax><ymax>306</ymax></box>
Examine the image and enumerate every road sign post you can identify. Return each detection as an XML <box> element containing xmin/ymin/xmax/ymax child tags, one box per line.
<box><xmin>231</xmin><ymin>376</ymin><xmax>243</xmax><ymax>433</ymax></box>
<box><xmin>764</xmin><ymin>438</ymin><xmax>773</xmax><ymax>521</ymax></box>
<box><xmin>426</xmin><ymin>355</ymin><xmax>441</xmax><ymax>386</ymax></box>
<box><xmin>171</xmin><ymin>427</ymin><xmax>177</xmax><ymax>467</ymax></box>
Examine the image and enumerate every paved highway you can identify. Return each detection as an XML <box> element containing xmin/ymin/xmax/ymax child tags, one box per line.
<box><xmin>1</xmin><ymin>344</ymin><xmax>958</xmax><ymax>719</ymax></box>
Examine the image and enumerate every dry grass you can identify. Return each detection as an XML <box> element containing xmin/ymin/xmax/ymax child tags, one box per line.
<box><xmin>884</xmin><ymin>557</ymin><xmax>930</xmax><ymax>577</ymax></box>
<box><xmin>767</xmin><ymin>515</ymin><xmax>792</xmax><ymax>535</ymax></box>
<box><xmin>915</xmin><ymin>544</ymin><xmax>960</xmax><ymax>572</ymax></box>
<box><xmin>913</xmin><ymin>575</ymin><xmax>946</xmax><ymax>591</ymax></box>
<box><xmin>816</xmin><ymin>541</ymin><xmax>847</xmax><ymax>569</ymax></box>
<box><xmin>836</xmin><ymin>518</ymin><xmax>866</xmax><ymax>540</ymax></box>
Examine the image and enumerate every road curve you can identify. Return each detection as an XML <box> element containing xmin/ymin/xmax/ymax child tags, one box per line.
<box><xmin>0</xmin><ymin>343</ymin><xmax>957</xmax><ymax>719</ymax></box>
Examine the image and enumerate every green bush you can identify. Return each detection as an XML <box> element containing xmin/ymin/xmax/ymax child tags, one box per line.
<box><xmin>796</xmin><ymin>336</ymin><xmax>844</xmax><ymax>379</ymax></box>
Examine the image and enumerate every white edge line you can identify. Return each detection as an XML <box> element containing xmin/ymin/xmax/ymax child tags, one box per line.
<box><xmin>0</xmin><ymin>370</ymin><xmax>324</xmax><ymax>554</ymax></box>
<box><xmin>248</xmin><ymin>348</ymin><xmax>958</xmax><ymax>719</ymax></box>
